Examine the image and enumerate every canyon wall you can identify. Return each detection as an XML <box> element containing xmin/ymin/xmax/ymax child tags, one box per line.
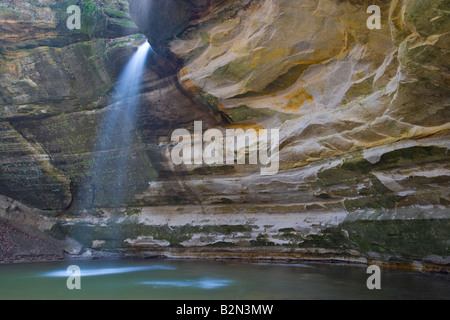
<box><xmin>0</xmin><ymin>0</ymin><xmax>448</xmax><ymax>271</ymax></box>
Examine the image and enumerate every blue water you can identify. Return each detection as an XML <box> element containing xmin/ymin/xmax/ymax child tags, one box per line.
<box><xmin>0</xmin><ymin>259</ymin><xmax>448</xmax><ymax>300</ymax></box>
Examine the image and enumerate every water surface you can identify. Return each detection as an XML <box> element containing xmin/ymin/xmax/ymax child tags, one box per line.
<box><xmin>0</xmin><ymin>259</ymin><xmax>448</xmax><ymax>300</ymax></box>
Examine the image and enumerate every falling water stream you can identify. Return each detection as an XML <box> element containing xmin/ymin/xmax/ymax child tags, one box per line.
<box><xmin>79</xmin><ymin>41</ymin><xmax>151</xmax><ymax>209</ymax></box>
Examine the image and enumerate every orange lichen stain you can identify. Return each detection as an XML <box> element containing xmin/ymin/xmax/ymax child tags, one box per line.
<box><xmin>217</xmin><ymin>102</ymin><xmax>227</xmax><ymax>113</ymax></box>
<box><xmin>8</xmin><ymin>64</ymin><xmax>18</xmax><ymax>77</ymax></box>
<box><xmin>179</xmin><ymin>67</ymin><xmax>189</xmax><ymax>78</ymax></box>
<box><xmin>181</xmin><ymin>78</ymin><xmax>202</xmax><ymax>94</ymax></box>
<box><xmin>282</xmin><ymin>82</ymin><xmax>313</xmax><ymax>112</ymax></box>
<box><xmin>356</xmin><ymin>72</ymin><xmax>363</xmax><ymax>79</ymax></box>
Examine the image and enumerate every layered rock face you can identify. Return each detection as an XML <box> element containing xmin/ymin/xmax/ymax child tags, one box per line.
<box><xmin>0</xmin><ymin>0</ymin><xmax>222</xmax><ymax>261</ymax></box>
<box><xmin>0</xmin><ymin>0</ymin><xmax>221</xmax><ymax>213</ymax></box>
<box><xmin>0</xmin><ymin>0</ymin><xmax>449</xmax><ymax>270</ymax></box>
<box><xmin>0</xmin><ymin>0</ymin><xmax>140</xmax><ymax>211</ymax></box>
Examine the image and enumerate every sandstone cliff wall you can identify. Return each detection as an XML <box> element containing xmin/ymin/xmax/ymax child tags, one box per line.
<box><xmin>0</xmin><ymin>0</ymin><xmax>448</xmax><ymax>270</ymax></box>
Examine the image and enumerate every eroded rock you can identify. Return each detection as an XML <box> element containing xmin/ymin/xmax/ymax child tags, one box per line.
<box><xmin>0</xmin><ymin>0</ymin><xmax>448</xmax><ymax>269</ymax></box>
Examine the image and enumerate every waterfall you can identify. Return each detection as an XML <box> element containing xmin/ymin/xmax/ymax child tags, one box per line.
<box><xmin>79</xmin><ymin>41</ymin><xmax>152</xmax><ymax>210</ymax></box>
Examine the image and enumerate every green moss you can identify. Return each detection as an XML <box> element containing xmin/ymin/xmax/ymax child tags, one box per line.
<box><xmin>200</xmin><ymin>32</ymin><xmax>210</xmax><ymax>46</ymax></box>
<box><xmin>126</xmin><ymin>207</ymin><xmax>142</xmax><ymax>216</ymax></box>
<box><xmin>227</xmin><ymin>105</ymin><xmax>296</xmax><ymax>123</ymax></box>
<box><xmin>199</xmin><ymin>92</ymin><xmax>220</xmax><ymax>115</ymax></box>
<box><xmin>207</xmin><ymin>242</ymin><xmax>236</xmax><ymax>248</ymax></box>
<box><xmin>104</xmin><ymin>8</ymin><xmax>129</xmax><ymax>18</ymax></box>
<box><xmin>0</xmin><ymin>124</ymin><xmax>71</xmax><ymax>210</ymax></box>
<box><xmin>212</xmin><ymin>198</ymin><xmax>234</xmax><ymax>205</ymax></box>
<box><xmin>404</xmin><ymin>0</ymin><xmax>449</xmax><ymax>36</ymax></box>
<box><xmin>314</xmin><ymin>148</ymin><xmax>448</xmax><ymax>210</ymax></box>
<box><xmin>227</xmin><ymin>105</ymin><xmax>269</xmax><ymax>122</ymax></box>
<box><xmin>59</xmin><ymin>222</ymin><xmax>253</xmax><ymax>250</ymax></box>
<box><xmin>373</xmin><ymin>146</ymin><xmax>449</xmax><ymax>169</ymax></box>
<box><xmin>211</xmin><ymin>58</ymin><xmax>253</xmax><ymax>83</ymax></box>
<box><xmin>342</xmin><ymin>219</ymin><xmax>450</xmax><ymax>257</ymax></box>
<box><xmin>291</xmin><ymin>216</ymin><xmax>450</xmax><ymax>260</ymax></box>
<box><xmin>300</xmin><ymin>229</ymin><xmax>350</xmax><ymax>249</ymax></box>
<box><xmin>47</xmin><ymin>224</ymin><xmax>67</xmax><ymax>240</ymax></box>
<box><xmin>116</xmin><ymin>19</ymin><xmax>137</xmax><ymax>29</ymax></box>
<box><xmin>250</xmin><ymin>234</ymin><xmax>276</xmax><ymax>247</ymax></box>
<box><xmin>58</xmin><ymin>0</ymin><xmax>102</xmax><ymax>37</ymax></box>
<box><xmin>275</xmin><ymin>228</ymin><xmax>307</xmax><ymax>243</ymax></box>
<box><xmin>279</xmin><ymin>228</ymin><xmax>295</xmax><ymax>234</ymax></box>
<box><xmin>343</xmin><ymin>75</ymin><xmax>375</xmax><ymax>103</ymax></box>
<box><xmin>55</xmin><ymin>0</ymin><xmax>138</xmax><ymax>38</ymax></box>
<box><xmin>14</xmin><ymin>108</ymin><xmax>159</xmax><ymax>208</ymax></box>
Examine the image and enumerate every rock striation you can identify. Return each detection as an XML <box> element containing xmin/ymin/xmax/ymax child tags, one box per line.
<box><xmin>0</xmin><ymin>0</ymin><xmax>448</xmax><ymax>271</ymax></box>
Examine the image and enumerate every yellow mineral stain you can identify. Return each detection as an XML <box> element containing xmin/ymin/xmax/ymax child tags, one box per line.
<box><xmin>282</xmin><ymin>81</ymin><xmax>313</xmax><ymax>112</ymax></box>
<box><xmin>217</xmin><ymin>103</ymin><xmax>228</xmax><ymax>113</ymax></box>
<box><xmin>8</xmin><ymin>64</ymin><xmax>18</xmax><ymax>77</ymax></box>
<box><xmin>250</xmin><ymin>48</ymin><xmax>290</xmax><ymax>69</ymax></box>
<box><xmin>180</xmin><ymin>78</ymin><xmax>201</xmax><ymax>94</ymax></box>
<box><xmin>179</xmin><ymin>67</ymin><xmax>189</xmax><ymax>78</ymax></box>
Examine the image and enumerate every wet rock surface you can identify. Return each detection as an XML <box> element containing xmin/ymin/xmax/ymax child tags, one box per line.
<box><xmin>0</xmin><ymin>0</ymin><xmax>448</xmax><ymax>269</ymax></box>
